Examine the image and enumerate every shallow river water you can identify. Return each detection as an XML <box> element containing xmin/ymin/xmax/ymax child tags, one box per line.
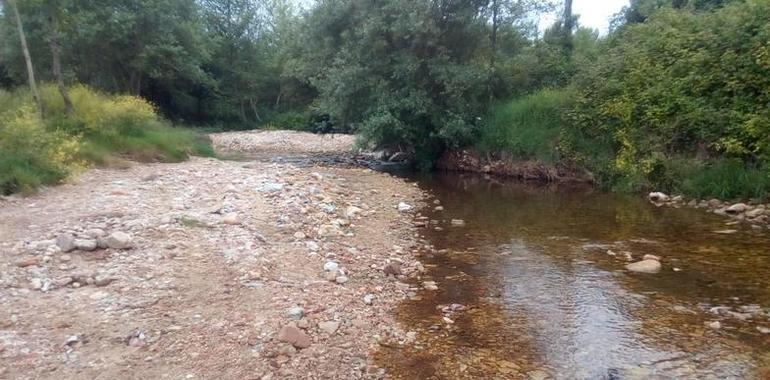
<box><xmin>377</xmin><ymin>172</ymin><xmax>770</xmax><ymax>379</ymax></box>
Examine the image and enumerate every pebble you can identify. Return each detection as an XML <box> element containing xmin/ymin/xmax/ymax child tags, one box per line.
<box><xmin>383</xmin><ymin>262</ymin><xmax>402</xmax><ymax>276</ymax></box>
<box><xmin>335</xmin><ymin>276</ymin><xmax>349</xmax><ymax>284</ymax></box>
<box><xmin>277</xmin><ymin>325</ymin><xmax>311</xmax><ymax>349</ymax></box>
<box><xmin>450</xmin><ymin>219</ymin><xmax>465</xmax><ymax>227</ymax></box>
<box><xmin>29</xmin><ymin>278</ymin><xmax>43</xmax><ymax>290</ymax></box>
<box><xmin>56</xmin><ymin>234</ymin><xmax>76</xmax><ymax>253</ymax></box>
<box><xmin>15</xmin><ymin>257</ymin><xmax>40</xmax><ymax>268</ymax></box>
<box><xmin>105</xmin><ymin>232</ymin><xmax>133</xmax><ymax>249</ymax></box>
<box><xmin>287</xmin><ymin>307</ymin><xmax>304</xmax><ymax>320</ymax></box>
<box><xmin>222</xmin><ymin>213</ymin><xmax>241</xmax><ymax>225</ymax></box>
<box><xmin>74</xmin><ymin>239</ymin><xmax>98</xmax><ymax>251</ymax></box>
<box><xmin>423</xmin><ymin>281</ymin><xmax>438</xmax><ymax>291</ymax></box>
<box><xmin>706</xmin><ymin>321</ymin><xmax>721</xmax><ymax>329</ymax></box>
<box><xmin>318</xmin><ymin>321</ymin><xmax>340</xmax><ymax>335</ymax></box>
<box><xmin>261</xmin><ymin>183</ymin><xmax>284</xmax><ymax>193</ymax></box>
<box><xmin>363</xmin><ymin>294</ymin><xmax>375</xmax><ymax>305</ymax></box>
<box><xmin>323</xmin><ymin>261</ymin><xmax>339</xmax><ymax>272</ymax></box>
<box><xmin>397</xmin><ymin>202</ymin><xmax>413</xmax><ymax>212</ymax></box>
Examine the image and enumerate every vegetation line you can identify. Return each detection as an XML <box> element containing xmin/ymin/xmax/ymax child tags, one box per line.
<box><xmin>1</xmin><ymin>0</ymin><xmax>768</xmax><ymax>199</ymax></box>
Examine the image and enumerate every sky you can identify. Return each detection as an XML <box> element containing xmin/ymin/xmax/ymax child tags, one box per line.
<box><xmin>541</xmin><ymin>0</ymin><xmax>630</xmax><ymax>34</ymax></box>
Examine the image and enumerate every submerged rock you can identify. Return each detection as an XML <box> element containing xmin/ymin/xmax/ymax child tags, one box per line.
<box><xmin>626</xmin><ymin>259</ymin><xmax>662</xmax><ymax>274</ymax></box>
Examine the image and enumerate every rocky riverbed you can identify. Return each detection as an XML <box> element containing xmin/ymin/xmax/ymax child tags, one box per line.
<box><xmin>0</xmin><ymin>131</ymin><xmax>426</xmax><ymax>379</ymax></box>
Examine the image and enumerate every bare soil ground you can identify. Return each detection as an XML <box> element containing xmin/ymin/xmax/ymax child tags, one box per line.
<box><xmin>0</xmin><ymin>131</ymin><xmax>425</xmax><ymax>380</ymax></box>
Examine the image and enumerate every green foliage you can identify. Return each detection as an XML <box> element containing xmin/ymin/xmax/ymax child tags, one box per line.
<box><xmin>0</xmin><ymin>0</ymin><xmax>310</xmax><ymax>126</ymax></box>
<box><xmin>287</xmin><ymin>0</ymin><xmax>495</xmax><ymax>161</ymax></box>
<box><xmin>567</xmin><ymin>0</ymin><xmax>770</xmax><ymax>197</ymax></box>
<box><xmin>0</xmin><ymin>106</ymin><xmax>73</xmax><ymax>194</ymax></box>
<box><xmin>477</xmin><ymin>88</ymin><xmax>575</xmax><ymax>162</ymax></box>
<box><xmin>0</xmin><ymin>85</ymin><xmax>212</xmax><ymax>194</ymax></box>
<box><xmin>660</xmin><ymin>159</ymin><xmax>770</xmax><ymax>200</ymax></box>
<box><xmin>264</xmin><ymin>110</ymin><xmax>311</xmax><ymax>132</ymax></box>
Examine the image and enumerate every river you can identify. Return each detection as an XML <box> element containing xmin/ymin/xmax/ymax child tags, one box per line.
<box><xmin>377</xmin><ymin>172</ymin><xmax>770</xmax><ymax>379</ymax></box>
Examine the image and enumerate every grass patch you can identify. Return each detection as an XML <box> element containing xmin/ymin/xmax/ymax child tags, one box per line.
<box><xmin>663</xmin><ymin>159</ymin><xmax>770</xmax><ymax>201</ymax></box>
<box><xmin>179</xmin><ymin>216</ymin><xmax>207</xmax><ymax>228</ymax></box>
<box><xmin>0</xmin><ymin>84</ymin><xmax>213</xmax><ymax>195</ymax></box>
<box><xmin>477</xmin><ymin>88</ymin><xmax>575</xmax><ymax>163</ymax></box>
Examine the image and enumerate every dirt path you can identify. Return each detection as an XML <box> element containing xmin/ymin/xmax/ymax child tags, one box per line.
<box><xmin>0</xmin><ymin>131</ymin><xmax>425</xmax><ymax>380</ymax></box>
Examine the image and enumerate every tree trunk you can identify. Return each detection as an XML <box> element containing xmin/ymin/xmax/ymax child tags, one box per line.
<box><xmin>488</xmin><ymin>0</ymin><xmax>498</xmax><ymax>102</ymax></box>
<box><xmin>7</xmin><ymin>0</ymin><xmax>44</xmax><ymax>119</ymax></box>
<box><xmin>563</xmin><ymin>0</ymin><xmax>574</xmax><ymax>54</ymax></box>
<box><xmin>49</xmin><ymin>7</ymin><xmax>73</xmax><ymax>116</ymax></box>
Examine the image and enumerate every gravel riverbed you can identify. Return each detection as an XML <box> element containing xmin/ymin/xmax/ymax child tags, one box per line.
<box><xmin>0</xmin><ymin>131</ymin><xmax>425</xmax><ymax>379</ymax></box>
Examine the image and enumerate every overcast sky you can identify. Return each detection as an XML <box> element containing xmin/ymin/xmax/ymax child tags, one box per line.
<box><xmin>541</xmin><ymin>0</ymin><xmax>629</xmax><ymax>34</ymax></box>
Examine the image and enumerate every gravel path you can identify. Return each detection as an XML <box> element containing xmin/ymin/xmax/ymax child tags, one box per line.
<box><xmin>0</xmin><ymin>131</ymin><xmax>425</xmax><ymax>379</ymax></box>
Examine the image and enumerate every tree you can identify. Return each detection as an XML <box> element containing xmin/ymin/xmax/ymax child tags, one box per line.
<box><xmin>288</xmin><ymin>0</ymin><xmax>492</xmax><ymax>161</ymax></box>
<box><xmin>46</xmin><ymin>0</ymin><xmax>73</xmax><ymax>115</ymax></box>
<box><xmin>5</xmin><ymin>0</ymin><xmax>43</xmax><ymax>119</ymax></box>
<box><xmin>562</xmin><ymin>0</ymin><xmax>573</xmax><ymax>54</ymax></box>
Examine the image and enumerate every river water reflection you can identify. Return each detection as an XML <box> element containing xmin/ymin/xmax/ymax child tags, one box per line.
<box><xmin>377</xmin><ymin>172</ymin><xmax>770</xmax><ymax>379</ymax></box>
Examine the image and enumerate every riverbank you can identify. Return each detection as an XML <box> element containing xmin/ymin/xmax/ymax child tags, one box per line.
<box><xmin>436</xmin><ymin>149</ymin><xmax>594</xmax><ymax>184</ymax></box>
<box><xmin>0</xmin><ymin>131</ymin><xmax>425</xmax><ymax>379</ymax></box>
<box><xmin>648</xmin><ymin>192</ymin><xmax>770</xmax><ymax>229</ymax></box>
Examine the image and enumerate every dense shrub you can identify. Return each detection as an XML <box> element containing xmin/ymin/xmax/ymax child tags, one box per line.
<box><xmin>0</xmin><ymin>85</ymin><xmax>212</xmax><ymax>194</ymax></box>
<box><xmin>564</xmin><ymin>0</ymin><xmax>770</xmax><ymax>198</ymax></box>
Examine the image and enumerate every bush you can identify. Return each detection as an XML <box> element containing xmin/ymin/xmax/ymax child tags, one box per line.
<box><xmin>0</xmin><ymin>85</ymin><xmax>212</xmax><ymax>194</ymax></box>
<box><xmin>0</xmin><ymin>106</ymin><xmax>78</xmax><ymax>194</ymax></box>
<box><xmin>566</xmin><ymin>0</ymin><xmax>770</xmax><ymax>198</ymax></box>
<box><xmin>477</xmin><ymin>88</ymin><xmax>575</xmax><ymax>163</ymax></box>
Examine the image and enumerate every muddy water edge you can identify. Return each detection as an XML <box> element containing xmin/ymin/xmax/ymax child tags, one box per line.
<box><xmin>375</xmin><ymin>172</ymin><xmax>770</xmax><ymax>379</ymax></box>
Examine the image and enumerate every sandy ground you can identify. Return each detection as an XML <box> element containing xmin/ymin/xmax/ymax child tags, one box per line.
<box><xmin>0</xmin><ymin>131</ymin><xmax>425</xmax><ymax>379</ymax></box>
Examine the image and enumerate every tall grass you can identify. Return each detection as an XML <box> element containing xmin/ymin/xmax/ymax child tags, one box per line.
<box><xmin>0</xmin><ymin>85</ymin><xmax>212</xmax><ymax>195</ymax></box>
<box><xmin>477</xmin><ymin>88</ymin><xmax>575</xmax><ymax>163</ymax></box>
<box><xmin>664</xmin><ymin>159</ymin><xmax>770</xmax><ymax>201</ymax></box>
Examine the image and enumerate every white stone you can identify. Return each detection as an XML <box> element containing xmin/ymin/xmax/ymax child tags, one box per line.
<box><xmin>726</xmin><ymin>203</ymin><xmax>749</xmax><ymax>214</ymax></box>
<box><xmin>74</xmin><ymin>239</ymin><xmax>97</xmax><ymax>251</ymax></box>
<box><xmin>323</xmin><ymin>261</ymin><xmax>339</xmax><ymax>272</ymax></box>
<box><xmin>397</xmin><ymin>202</ymin><xmax>413</xmax><ymax>212</ymax></box>
<box><xmin>648</xmin><ymin>192</ymin><xmax>670</xmax><ymax>203</ymax></box>
<box><xmin>363</xmin><ymin>294</ymin><xmax>375</xmax><ymax>305</ymax></box>
<box><xmin>626</xmin><ymin>259</ymin><xmax>662</xmax><ymax>274</ymax></box>
<box><xmin>105</xmin><ymin>232</ymin><xmax>133</xmax><ymax>249</ymax></box>
<box><xmin>335</xmin><ymin>276</ymin><xmax>349</xmax><ymax>284</ymax></box>
<box><xmin>261</xmin><ymin>183</ymin><xmax>284</xmax><ymax>192</ymax></box>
